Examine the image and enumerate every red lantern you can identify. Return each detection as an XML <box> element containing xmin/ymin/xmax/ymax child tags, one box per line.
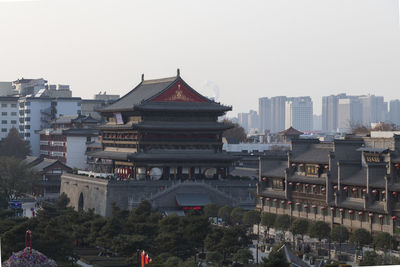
<box><xmin>296</xmin><ymin>202</ymin><xmax>301</xmax><ymax>206</ymax></box>
<box><xmin>291</xmin><ymin>163</ymin><xmax>296</xmax><ymax>167</ymax></box>
<box><xmin>324</xmin><ymin>165</ymin><xmax>329</xmax><ymax>169</ymax></box>
<box><xmin>296</xmin><ymin>183</ymin><xmax>301</xmax><ymax>187</ymax></box>
<box><xmin>343</xmin><ymin>186</ymin><xmax>348</xmax><ymax>191</ymax></box>
<box><xmin>312</xmin><ymin>185</ymin><xmax>317</xmax><ymax>189</ymax></box>
<box><xmin>378</xmin><ymin>215</ymin><xmax>384</xmax><ymax>219</ymax></box>
<box><xmin>393</xmin><ymin>192</ymin><xmax>398</xmax><ymax>196</ymax></box>
<box><xmin>369</xmin><ymin>213</ymin><xmax>374</xmax><ymax>218</ymax></box>
<box><xmin>289</xmin><ymin>182</ymin><xmax>293</xmax><ymax>186</ymax></box>
<box><xmin>304</xmin><ymin>204</ymin><xmax>309</xmax><ymax>209</ymax></box>
<box><xmin>322</xmin><ymin>187</ymin><xmax>326</xmax><ymax>192</ymax></box>
<box><xmin>372</xmin><ymin>190</ymin><xmax>378</xmax><ymax>195</ymax></box>
<box><xmin>382</xmin><ymin>191</ymin><xmax>386</xmax><ymax>195</ymax></box>
<box><xmin>333</xmin><ymin>185</ymin><xmax>338</xmax><ymax>190</ymax></box>
<box><xmin>321</xmin><ymin>207</ymin><xmax>326</xmax><ymax>211</ymax></box>
<box><xmin>288</xmin><ymin>201</ymin><xmax>293</xmax><ymax>205</ymax></box>
<box><xmin>262</xmin><ymin>177</ymin><xmax>267</xmax><ymax>181</ymax></box>
<box><xmin>273</xmin><ymin>198</ymin><xmax>278</xmax><ymax>203</ymax></box>
<box><xmin>392</xmin><ymin>216</ymin><xmax>397</xmax><ymax>220</ymax></box>
<box><xmin>305</xmin><ymin>184</ymin><xmax>310</xmax><ymax>188</ymax></box>
<box><xmin>281</xmin><ymin>200</ymin><xmax>286</xmax><ymax>204</ymax></box>
<box><xmin>349</xmin><ymin>210</ymin><xmax>354</xmax><ymax>215</ymax></box>
<box><xmin>299</xmin><ymin>164</ymin><xmax>304</xmax><ymax>167</ymax></box>
<box><xmin>352</xmin><ymin>187</ymin><xmax>358</xmax><ymax>192</ymax></box>
<box><xmin>362</xmin><ymin>188</ymin><xmax>367</xmax><ymax>193</ymax></box>
<box><xmin>266</xmin><ymin>198</ymin><xmax>271</xmax><ymax>201</ymax></box>
<box><xmin>330</xmin><ymin>207</ymin><xmax>335</xmax><ymax>211</ymax></box>
<box><xmin>339</xmin><ymin>208</ymin><xmax>344</xmax><ymax>213</ymax></box>
<box><xmin>261</xmin><ymin>197</ymin><xmax>265</xmax><ymax>201</ymax></box>
<box><xmin>395</xmin><ymin>163</ymin><xmax>400</xmax><ymax>168</ymax></box>
<box><xmin>312</xmin><ymin>205</ymin><xmax>317</xmax><ymax>209</ymax></box>
<box><xmin>358</xmin><ymin>211</ymin><xmax>363</xmax><ymax>216</ymax></box>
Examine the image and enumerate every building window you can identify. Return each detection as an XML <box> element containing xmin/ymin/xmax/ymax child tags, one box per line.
<box><xmin>11</xmin><ymin>120</ymin><xmax>16</xmax><ymax>124</ymax></box>
<box><xmin>1</xmin><ymin>128</ymin><xmax>6</xmax><ymax>132</ymax></box>
<box><xmin>11</xmin><ymin>112</ymin><xmax>17</xmax><ymax>116</ymax></box>
<box><xmin>1</xmin><ymin>104</ymin><xmax>7</xmax><ymax>108</ymax></box>
<box><xmin>86</xmin><ymin>136</ymin><xmax>91</xmax><ymax>142</ymax></box>
<box><xmin>25</xmin><ymin>102</ymin><xmax>31</xmax><ymax>106</ymax></box>
<box><xmin>24</xmin><ymin>133</ymin><xmax>30</xmax><ymax>137</ymax></box>
<box><xmin>271</xmin><ymin>178</ymin><xmax>284</xmax><ymax>190</ymax></box>
<box><xmin>25</xmin><ymin>109</ymin><xmax>31</xmax><ymax>114</ymax></box>
<box><xmin>11</xmin><ymin>104</ymin><xmax>16</xmax><ymax>108</ymax></box>
<box><xmin>25</xmin><ymin>125</ymin><xmax>30</xmax><ymax>129</ymax></box>
<box><xmin>25</xmin><ymin>117</ymin><xmax>30</xmax><ymax>122</ymax></box>
<box><xmin>1</xmin><ymin>112</ymin><xmax>7</xmax><ymax>116</ymax></box>
<box><xmin>1</xmin><ymin>120</ymin><xmax>6</xmax><ymax>124</ymax></box>
<box><xmin>305</xmin><ymin>164</ymin><xmax>318</xmax><ymax>176</ymax></box>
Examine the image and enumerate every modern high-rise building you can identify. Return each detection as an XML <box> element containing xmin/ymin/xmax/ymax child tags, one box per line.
<box><xmin>258</xmin><ymin>96</ymin><xmax>286</xmax><ymax>133</ymax></box>
<box><xmin>285</xmin><ymin>97</ymin><xmax>313</xmax><ymax>132</ymax></box>
<box><xmin>359</xmin><ymin>95</ymin><xmax>388</xmax><ymax>126</ymax></box>
<box><xmin>248</xmin><ymin>110</ymin><xmax>259</xmax><ymax>132</ymax></box>
<box><xmin>238</xmin><ymin>112</ymin><xmax>249</xmax><ymax>132</ymax></box>
<box><xmin>390</xmin><ymin>100</ymin><xmax>400</xmax><ymax>126</ymax></box>
<box><xmin>322</xmin><ymin>94</ymin><xmax>347</xmax><ymax>132</ymax></box>
<box><xmin>337</xmin><ymin>97</ymin><xmax>363</xmax><ymax>133</ymax></box>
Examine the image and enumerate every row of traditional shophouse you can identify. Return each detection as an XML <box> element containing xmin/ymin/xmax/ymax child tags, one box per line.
<box><xmin>257</xmin><ymin>129</ymin><xmax>400</xmax><ymax>235</ymax></box>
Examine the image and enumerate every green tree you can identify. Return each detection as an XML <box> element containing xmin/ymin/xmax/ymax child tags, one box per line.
<box><xmin>242</xmin><ymin>210</ymin><xmax>260</xmax><ymax>227</ymax></box>
<box><xmin>230</xmin><ymin>207</ymin><xmax>245</xmax><ymax>225</ymax></box>
<box><xmin>232</xmin><ymin>248</ymin><xmax>253</xmax><ymax>266</ymax></box>
<box><xmin>206</xmin><ymin>251</ymin><xmax>223</xmax><ymax>266</ymax></box>
<box><xmin>290</xmin><ymin>218</ymin><xmax>309</xmax><ymax>241</ymax></box>
<box><xmin>218</xmin><ymin>205</ymin><xmax>233</xmax><ymax>224</ymax></box>
<box><xmin>274</xmin><ymin>214</ymin><xmax>291</xmax><ymax>240</ymax></box>
<box><xmin>373</xmin><ymin>232</ymin><xmax>397</xmax><ymax>250</ymax></box>
<box><xmin>0</xmin><ymin>157</ymin><xmax>39</xmax><ymax>201</ymax></box>
<box><xmin>0</xmin><ymin>127</ymin><xmax>31</xmax><ymax>159</ymax></box>
<box><xmin>349</xmin><ymin>228</ymin><xmax>372</xmax><ymax>247</ymax></box>
<box><xmin>330</xmin><ymin>225</ymin><xmax>349</xmax><ymax>243</ymax></box>
<box><xmin>359</xmin><ymin>251</ymin><xmax>382</xmax><ymax>266</ymax></box>
<box><xmin>308</xmin><ymin>221</ymin><xmax>330</xmax><ymax>241</ymax></box>
<box><xmin>260</xmin><ymin>245</ymin><xmax>289</xmax><ymax>267</ymax></box>
<box><xmin>222</xmin><ymin>120</ymin><xmax>247</xmax><ymax>143</ymax></box>
<box><xmin>261</xmin><ymin>213</ymin><xmax>277</xmax><ymax>238</ymax></box>
<box><xmin>204</xmin><ymin>203</ymin><xmax>219</xmax><ymax>219</ymax></box>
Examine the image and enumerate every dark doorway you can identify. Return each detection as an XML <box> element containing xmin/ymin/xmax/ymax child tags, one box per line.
<box><xmin>78</xmin><ymin>192</ymin><xmax>84</xmax><ymax>212</ymax></box>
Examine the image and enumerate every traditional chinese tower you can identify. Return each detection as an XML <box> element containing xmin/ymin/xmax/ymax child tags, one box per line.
<box><xmin>90</xmin><ymin>70</ymin><xmax>234</xmax><ymax>180</ymax></box>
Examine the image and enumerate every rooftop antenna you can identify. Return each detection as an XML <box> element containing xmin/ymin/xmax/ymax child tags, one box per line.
<box><xmin>141</xmin><ymin>74</ymin><xmax>144</xmax><ymax>82</ymax></box>
<box><xmin>177</xmin><ymin>68</ymin><xmax>180</xmax><ymax>77</ymax></box>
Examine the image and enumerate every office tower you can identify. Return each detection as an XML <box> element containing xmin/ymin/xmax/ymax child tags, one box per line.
<box><xmin>337</xmin><ymin>97</ymin><xmax>362</xmax><ymax>133</ymax></box>
<box><xmin>313</xmin><ymin>114</ymin><xmax>322</xmax><ymax>131</ymax></box>
<box><xmin>322</xmin><ymin>94</ymin><xmax>347</xmax><ymax>132</ymax></box>
<box><xmin>248</xmin><ymin>110</ymin><xmax>259</xmax><ymax>132</ymax></box>
<box><xmin>259</xmin><ymin>97</ymin><xmax>271</xmax><ymax>133</ymax></box>
<box><xmin>390</xmin><ymin>100</ymin><xmax>400</xmax><ymax>126</ymax></box>
<box><xmin>238</xmin><ymin>112</ymin><xmax>249</xmax><ymax>132</ymax></box>
<box><xmin>258</xmin><ymin>96</ymin><xmax>286</xmax><ymax>133</ymax></box>
<box><xmin>359</xmin><ymin>95</ymin><xmax>387</xmax><ymax>126</ymax></box>
<box><xmin>285</xmin><ymin>97</ymin><xmax>313</xmax><ymax>132</ymax></box>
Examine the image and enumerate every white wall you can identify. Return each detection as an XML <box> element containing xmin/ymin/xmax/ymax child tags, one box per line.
<box><xmin>0</xmin><ymin>98</ymin><xmax>19</xmax><ymax>139</ymax></box>
<box><xmin>56</xmin><ymin>100</ymin><xmax>81</xmax><ymax>117</ymax></box>
<box><xmin>66</xmin><ymin>135</ymin><xmax>98</xmax><ymax>170</ymax></box>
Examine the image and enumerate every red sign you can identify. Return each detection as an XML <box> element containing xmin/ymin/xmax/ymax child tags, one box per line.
<box><xmin>182</xmin><ymin>206</ymin><xmax>202</xmax><ymax>210</ymax></box>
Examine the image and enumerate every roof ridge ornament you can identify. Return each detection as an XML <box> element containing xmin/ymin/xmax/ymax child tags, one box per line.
<box><xmin>177</xmin><ymin>68</ymin><xmax>180</xmax><ymax>77</ymax></box>
<box><xmin>141</xmin><ymin>74</ymin><xmax>144</xmax><ymax>82</ymax></box>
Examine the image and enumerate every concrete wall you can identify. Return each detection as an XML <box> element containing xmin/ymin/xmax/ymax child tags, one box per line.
<box><xmin>66</xmin><ymin>136</ymin><xmax>88</xmax><ymax>170</ymax></box>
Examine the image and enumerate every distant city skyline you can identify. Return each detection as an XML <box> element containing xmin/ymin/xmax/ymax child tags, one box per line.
<box><xmin>0</xmin><ymin>0</ymin><xmax>399</xmax><ymax>116</ymax></box>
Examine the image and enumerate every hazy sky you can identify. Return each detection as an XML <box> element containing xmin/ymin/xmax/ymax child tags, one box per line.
<box><xmin>0</xmin><ymin>0</ymin><xmax>399</xmax><ymax>116</ymax></box>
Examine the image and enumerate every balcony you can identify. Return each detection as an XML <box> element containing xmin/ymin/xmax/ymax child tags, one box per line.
<box><xmin>40</xmin><ymin>150</ymin><xmax>49</xmax><ymax>155</ymax></box>
<box><xmin>51</xmin><ymin>141</ymin><xmax>64</xmax><ymax>147</ymax></box>
<box><xmin>51</xmin><ymin>151</ymin><xmax>64</xmax><ymax>157</ymax></box>
<box><xmin>40</xmin><ymin>141</ymin><xmax>49</xmax><ymax>146</ymax></box>
<box><xmin>291</xmin><ymin>191</ymin><xmax>326</xmax><ymax>202</ymax></box>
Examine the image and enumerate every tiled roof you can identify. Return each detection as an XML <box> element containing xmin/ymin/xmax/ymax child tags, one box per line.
<box><xmin>129</xmin><ymin>152</ymin><xmax>235</xmax><ymax>162</ymax></box>
<box><xmin>88</xmin><ymin>150</ymin><xmax>130</xmax><ymax>161</ymax></box>
<box><xmin>175</xmin><ymin>193</ymin><xmax>211</xmax><ymax>206</ymax></box>
<box><xmin>230</xmin><ymin>167</ymin><xmax>258</xmax><ymax>178</ymax></box>
<box><xmin>291</xmin><ymin>147</ymin><xmax>331</xmax><ymax>164</ymax></box>
<box><xmin>279</xmin><ymin>127</ymin><xmax>303</xmax><ymax>136</ymax></box>
<box><xmin>260</xmin><ymin>159</ymin><xmax>287</xmax><ymax>178</ymax></box>
<box><xmin>289</xmin><ymin>174</ymin><xmax>326</xmax><ymax>185</ymax></box>
<box><xmin>134</xmin><ymin>121</ymin><xmax>233</xmax><ymax>131</ymax></box>
<box><xmin>99</xmin><ymin>76</ymin><xmax>178</xmax><ymax>112</ymax></box>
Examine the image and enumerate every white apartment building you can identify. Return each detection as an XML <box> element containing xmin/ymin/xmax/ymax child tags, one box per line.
<box><xmin>0</xmin><ymin>97</ymin><xmax>19</xmax><ymax>139</ymax></box>
<box><xmin>285</xmin><ymin>97</ymin><xmax>313</xmax><ymax>132</ymax></box>
<box><xmin>18</xmin><ymin>97</ymin><xmax>82</xmax><ymax>156</ymax></box>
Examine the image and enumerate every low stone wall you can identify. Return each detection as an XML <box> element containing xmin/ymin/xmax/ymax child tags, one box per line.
<box><xmin>61</xmin><ymin>173</ymin><xmax>257</xmax><ymax>216</ymax></box>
